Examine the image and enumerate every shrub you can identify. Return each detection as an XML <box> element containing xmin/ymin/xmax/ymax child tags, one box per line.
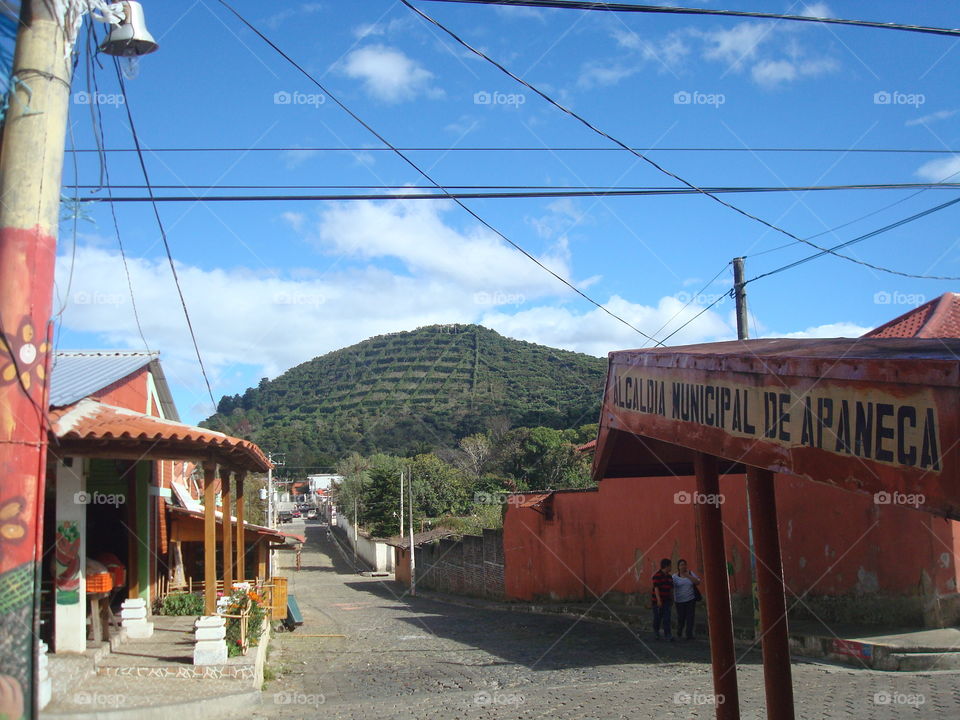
<box><xmin>160</xmin><ymin>592</ymin><xmax>204</xmax><ymax>616</ymax></box>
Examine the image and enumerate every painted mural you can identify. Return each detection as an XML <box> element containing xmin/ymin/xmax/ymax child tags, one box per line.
<box><xmin>54</xmin><ymin>522</ymin><xmax>81</xmax><ymax>605</ymax></box>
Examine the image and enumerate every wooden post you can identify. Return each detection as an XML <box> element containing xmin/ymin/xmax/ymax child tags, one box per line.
<box><xmin>746</xmin><ymin>466</ymin><xmax>795</xmax><ymax>720</ymax></box>
<box><xmin>694</xmin><ymin>452</ymin><xmax>741</xmax><ymax>720</ymax></box>
<box><xmin>235</xmin><ymin>472</ymin><xmax>245</xmax><ymax>582</ymax></box>
<box><xmin>222</xmin><ymin>468</ymin><xmax>233</xmax><ymax>594</ymax></box>
<box><xmin>0</xmin><ymin>1</ymin><xmax>74</xmax><ymax>711</ymax></box>
<box><xmin>203</xmin><ymin>463</ymin><xmax>217</xmax><ymax>615</ymax></box>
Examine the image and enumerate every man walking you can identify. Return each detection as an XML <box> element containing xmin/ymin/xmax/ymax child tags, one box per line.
<box><xmin>651</xmin><ymin>558</ymin><xmax>674</xmax><ymax>641</ymax></box>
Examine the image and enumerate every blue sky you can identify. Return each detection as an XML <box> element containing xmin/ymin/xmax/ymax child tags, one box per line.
<box><xmin>53</xmin><ymin>1</ymin><xmax>960</xmax><ymax>423</ymax></box>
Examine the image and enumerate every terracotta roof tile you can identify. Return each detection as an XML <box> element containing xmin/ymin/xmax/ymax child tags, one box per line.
<box><xmin>50</xmin><ymin>399</ymin><xmax>272</xmax><ymax>472</ymax></box>
<box><xmin>864</xmin><ymin>292</ymin><xmax>960</xmax><ymax>339</ymax></box>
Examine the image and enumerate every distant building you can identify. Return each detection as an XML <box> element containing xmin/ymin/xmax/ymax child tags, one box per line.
<box><xmin>307</xmin><ymin>474</ymin><xmax>341</xmax><ymax>492</ymax></box>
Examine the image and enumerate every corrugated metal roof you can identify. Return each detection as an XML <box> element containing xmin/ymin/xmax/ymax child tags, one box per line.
<box><xmin>49</xmin><ymin>351</ymin><xmax>157</xmax><ymax>408</ymax></box>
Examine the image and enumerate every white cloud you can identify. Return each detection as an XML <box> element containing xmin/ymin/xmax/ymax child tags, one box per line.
<box><xmin>773</xmin><ymin>321</ymin><xmax>871</xmax><ymax>339</ymax></box>
<box><xmin>340</xmin><ymin>45</ymin><xmax>441</xmax><ymax>103</ymax></box>
<box><xmin>482</xmin><ymin>294</ymin><xmax>735</xmax><ymax>357</ymax></box>
<box><xmin>695</xmin><ymin>20</ymin><xmax>837</xmax><ymax>87</ymax></box>
<box><xmin>279</xmin><ymin>148</ymin><xmax>320</xmax><ymax>170</ymax></box>
<box><xmin>312</xmin><ymin>200</ymin><xmax>572</xmax><ymax>296</ymax></box>
<box><xmin>751</xmin><ymin>56</ymin><xmax>837</xmax><ymax>87</ymax></box>
<box><xmin>799</xmin><ymin>3</ymin><xmax>832</xmax><ymax>18</ymax></box>
<box><xmin>907</xmin><ymin>109</ymin><xmax>958</xmax><ymax>127</ymax></box>
<box><xmin>916</xmin><ymin>155</ymin><xmax>960</xmax><ymax>182</ymax></box>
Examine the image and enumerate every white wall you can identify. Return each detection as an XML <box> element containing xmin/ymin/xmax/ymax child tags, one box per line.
<box><xmin>336</xmin><ymin>511</ymin><xmax>395</xmax><ymax>573</ymax></box>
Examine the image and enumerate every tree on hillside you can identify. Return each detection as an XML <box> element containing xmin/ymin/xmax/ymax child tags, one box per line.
<box><xmin>454</xmin><ymin>433</ymin><xmax>492</xmax><ymax>481</ymax></box>
<box><xmin>333</xmin><ymin>452</ymin><xmax>371</xmax><ymax>526</ymax></box>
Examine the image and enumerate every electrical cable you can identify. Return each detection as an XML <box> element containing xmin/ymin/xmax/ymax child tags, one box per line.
<box><xmin>66</xmin><ymin>182</ymin><xmax>960</xmax><ymax>194</ymax></box>
<box><xmin>68</xmin><ymin>184</ymin><xmax>960</xmax><ymax>203</ymax></box>
<box><xmin>747</xmin><ymin>196</ymin><xmax>960</xmax><ymax>284</ymax></box>
<box><xmin>415</xmin><ymin>0</ymin><xmax>960</xmax><ymax>38</ymax></box>
<box><xmin>657</xmin><ymin>292</ymin><xmax>728</xmax><ymax>346</ymax></box>
<box><xmin>402</xmin><ymin>0</ymin><xmax>960</xmax><ymax>282</ymax></box>
<box><xmin>647</xmin><ymin>262</ymin><xmax>730</xmax><ymax>345</ymax></box>
<box><xmin>216</xmin><ymin>0</ymin><xmax>659</xmax><ymax>345</ymax></box>
<box><xmin>92</xmin><ymin>45</ymin><xmax>151</xmax><ymax>353</ymax></box>
<box><xmin>112</xmin><ymin>59</ymin><xmax>217</xmax><ymax>407</ymax></box>
<box><xmin>63</xmin><ymin>146</ymin><xmax>960</xmax><ymax>155</ymax></box>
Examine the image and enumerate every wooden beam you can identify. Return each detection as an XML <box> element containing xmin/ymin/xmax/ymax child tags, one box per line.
<box><xmin>222</xmin><ymin>468</ymin><xmax>233</xmax><ymax>594</ymax></box>
<box><xmin>203</xmin><ymin>463</ymin><xmax>217</xmax><ymax>615</ymax></box>
<box><xmin>235</xmin><ymin>472</ymin><xmax>245</xmax><ymax>582</ymax></box>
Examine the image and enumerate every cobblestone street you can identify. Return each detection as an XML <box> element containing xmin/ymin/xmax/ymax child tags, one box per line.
<box><xmin>259</xmin><ymin>523</ymin><xmax>960</xmax><ymax>719</ymax></box>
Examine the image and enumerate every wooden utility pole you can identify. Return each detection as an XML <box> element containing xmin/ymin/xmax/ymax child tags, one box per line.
<box><xmin>733</xmin><ymin>256</ymin><xmax>749</xmax><ymax>340</ymax></box>
<box><xmin>408</xmin><ymin>469</ymin><xmax>416</xmax><ymax>596</ymax></box>
<box><xmin>0</xmin><ymin>2</ymin><xmax>76</xmax><ymax>716</ymax></box>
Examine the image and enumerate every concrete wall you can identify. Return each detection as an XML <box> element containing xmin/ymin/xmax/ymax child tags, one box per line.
<box><xmin>335</xmin><ymin>512</ymin><xmax>395</xmax><ymax>573</ymax></box>
<box><xmin>402</xmin><ymin>530</ymin><xmax>505</xmax><ymax>600</ymax></box>
<box><xmin>504</xmin><ymin>475</ymin><xmax>960</xmax><ymax>628</ymax></box>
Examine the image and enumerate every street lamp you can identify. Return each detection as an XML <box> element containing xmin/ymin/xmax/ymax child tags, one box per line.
<box><xmin>99</xmin><ymin>1</ymin><xmax>158</xmax><ymax>56</ymax></box>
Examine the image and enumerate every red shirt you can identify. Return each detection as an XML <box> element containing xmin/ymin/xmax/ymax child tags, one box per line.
<box><xmin>652</xmin><ymin>569</ymin><xmax>673</xmax><ymax>602</ymax></box>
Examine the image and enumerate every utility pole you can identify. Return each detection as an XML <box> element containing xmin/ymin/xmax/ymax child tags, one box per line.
<box><xmin>408</xmin><ymin>468</ymin><xmax>416</xmax><ymax>596</ymax></box>
<box><xmin>353</xmin><ymin>496</ymin><xmax>358</xmax><ymax>570</ymax></box>
<box><xmin>399</xmin><ymin>470</ymin><xmax>404</xmax><ymax>538</ymax></box>
<box><xmin>733</xmin><ymin>256</ymin><xmax>749</xmax><ymax>341</ymax></box>
<box><xmin>733</xmin><ymin>256</ymin><xmax>761</xmax><ymax>639</ymax></box>
<box><xmin>0</xmin><ymin>2</ymin><xmax>76</xmax><ymax>716</ymax></box>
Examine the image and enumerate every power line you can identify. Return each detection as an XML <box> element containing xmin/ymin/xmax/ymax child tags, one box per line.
<box><xmin>648</xmin><ymin>262</ymin><xmax>730</xmax><ymax>345</ymax></box>
<box><xmin>64</xmin><ymin>146</ymin><xmax>960</xmax><ymax>155</ymax></box>
<box><xmin>216</xmin><ymin>0</ymin><xmax>659</xmax><ymax>345</ymax></box>
<box><xmin>64</xmin><ymin>182</ymin><xmax>960</xmax><ymax>194</ymax></box>
<box><xmin>747</xmin><ymin>196</ymin><xmax>960</xmax><ymax>284</ymax></box>
<box><xmin>113</xmin><ymin>60</ymin><xmax>218</xmax><ymax>408</ymax></box>
<box><xmin>416</xmin><ymin>0</ymin><xmax>960</xmax><ymax>38</ymax></box>
<box><xmin>67</xmin><ymin>184</ymin><xmax>960</xmax><ymax>203</ymax></box>
<box><xmin>403</xmin><ymin>0</ymin><xmax>960</xmax><ymax>282</ymax></box>
<box><xmin>90</xmin><ymin>37</ymin><xmax>150</xmax><ymax>354</ymax></box>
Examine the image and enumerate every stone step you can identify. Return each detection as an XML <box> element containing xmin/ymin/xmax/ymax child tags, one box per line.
<box><xmin>885</xmin><ymin>651</ymin><xmax>960</xmax><ymax>672</ymax></box>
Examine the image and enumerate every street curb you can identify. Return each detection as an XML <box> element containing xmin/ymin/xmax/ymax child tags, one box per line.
<box><xmin>41</xmin><ymin>688</ymin><xmax>261</xmax><ymax>720</ymax></box>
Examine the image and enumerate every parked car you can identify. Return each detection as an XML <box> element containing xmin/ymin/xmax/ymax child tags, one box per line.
<box><xmin>291</xmin><ymin>508</ymin><xmax>301</xmax><ymax>519</ymax></box>
<box><xmin>277</xmin><ymin>510</ymin><xmax>293</xmax><ymax>524</ymax></box>
<box><xmin>306</xmin><ymin>509</ymin><xmax>317</xmax><ymax>519</ymax></box>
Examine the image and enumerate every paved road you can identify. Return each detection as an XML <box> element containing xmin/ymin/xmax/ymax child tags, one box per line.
<box><xmin>257</xmin><ymin>522</ymin><xmax>960</xmax><ymax>719</ymax></box>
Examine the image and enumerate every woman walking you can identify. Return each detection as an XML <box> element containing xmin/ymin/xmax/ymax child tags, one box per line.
<box><xmin>673</xmin><ymin>559</ymin><xmax>701</xmax><ymax>640</ymax></box>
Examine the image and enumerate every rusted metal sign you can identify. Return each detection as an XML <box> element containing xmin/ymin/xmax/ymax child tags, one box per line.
<box><xmin>598</xmin><ymin>338</ymin><xmax>960</xmax><ymax>518</ymax></box>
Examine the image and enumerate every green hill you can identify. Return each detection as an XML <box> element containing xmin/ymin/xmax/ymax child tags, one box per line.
<box><xmin>203</xmin><ymin>324</ymin><xmax>607</xmax><ymax>468</ymax></box>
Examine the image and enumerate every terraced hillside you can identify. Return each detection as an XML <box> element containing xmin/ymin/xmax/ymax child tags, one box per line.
<box><xmin>203</xmin><ymin>324</ymin><xmax>607</xmax><ymax>466</ymax></box>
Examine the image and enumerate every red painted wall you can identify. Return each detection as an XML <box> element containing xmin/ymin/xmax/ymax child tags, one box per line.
<box><xmin>504</xmin><ymin>475</ymin><xmax>960</xmax><ymax>611</ymax></box>
<box><xmin>92</xmin><ymin>366</ymin><xmax>151</xmax><ymax>414</ymax></box>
